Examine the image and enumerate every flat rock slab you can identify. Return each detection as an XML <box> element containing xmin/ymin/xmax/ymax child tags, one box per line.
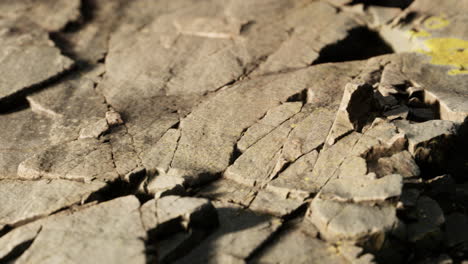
<box><xmin>1</xmin><ymin>0</ymin><xmax>468</xmax><ymax>263</ymax></box>
<box><xmin>0</xmin><ymin>179</ymin><xmax>105</xmax><ymax>230</ymax></box>
<box><xmin>0</xmin><ymin>18</ymin><xmax>73</xmax><ymax>103</ymax></box>
<box><xmin>0</xmin><ymin>196</ymin><xmax>147</xmax><ymax>264</ymax></box>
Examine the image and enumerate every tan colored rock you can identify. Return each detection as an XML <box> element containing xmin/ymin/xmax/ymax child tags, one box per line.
<box><xmin>0</xmin><ymin>18</ymin><xmax>73</xmax><ymax>102</ymax></box>
<box><xmin>0</xmin><ymin>179</ymin><xmax>104</xmax><ymax>229</ymax></box>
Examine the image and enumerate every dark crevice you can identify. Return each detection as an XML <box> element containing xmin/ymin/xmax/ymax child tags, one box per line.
<box><xmin>312</xmin><ymin>27</ymin><xmax>394</xmax><ymax>65</ymax></box>
<box><xmin>347</xmin><ymin>0</ymin><xmax>414</xmax><ymax>9</ymax></box>
<box><xmin>229</xmin><ymin>144</ymin><xmax>243</xmax><ymax>165</ymax></box>
<box><xmin>61</xmin><ymin>0</ymin><xmax>96</xmax><ymax>33</ymax></box>
<box><xmin>0</xmin><ymin>65</ymin><xmax>77</xmax><ymax>114</ymax></box>
<box><xmin>86</xmin><ymin>175</ymin><xmax>149</xmax><ymax>205</ymax></box>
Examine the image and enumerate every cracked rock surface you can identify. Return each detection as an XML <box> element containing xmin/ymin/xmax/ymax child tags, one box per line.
<box><xmin>1</xmin><ymin>0</ymin><xmax>468</xmax><ymax>263</ymax></box>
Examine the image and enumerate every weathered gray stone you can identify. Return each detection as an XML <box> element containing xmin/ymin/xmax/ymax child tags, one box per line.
<box><xmin>249</xmin><ymin>190</ymin><xmax>304</xmax><ymax>217</ymax></box>
<box><xmin>395</xmin><ymin>120</ymin><xmax>457</xmax><ymax>155</ymax></box>
<box><xmin>374</xmin><ymin>151</ymin><xmax>421</xmax><ymax>178</ymax></box>
<box><xmin>0</xmin><ymin>0</ymin><xmax>81</xmax><ymax>32</ymax></box>
<box><xmin>309</xmin><ymin>197</ymin><xmax>397</xmax><ymax>244</ymax></box>
<box><xmin>176</xmin><ymin>202</ymin><xmax>282</xmax><ymax>263</ymax></box>
<box><xmin>0</xmin><ymin>18</ymin><xmax>73</xmax><ymax>102</ymax></box>
<box><xmin>172</xmin><ymin>62</ymin><xmax>362</xmax><ymax>177</ymax></box>
<box><xmin>17</xmin><ymin>138</ymin><xmax>119</xmax><ymax>183</ymax></box>
<box><xmin>0</xmin><ymin>109</ymin><xmax>53</xmax><ymax>178</ymax></box>
<box><xmin>267</xmin><ymin>150</ymin><xmax>319</xmax><ymax>200</ymax></box>
<box><xmin>237</xmin><ymin>102</ymin><xmax>302</xmax><ymax>152</ymax></box>
<box><xmin>198</xmin><ymin>179</ymin><xmax>256</xmax><ymax>206</ymax></box>
<box><xmin>140</xmin><ymin>195</ymin><xmax>218</xmax><ymax>234</ymax></box>
<box><xmin>0</xmin><ymin>179</ymin><xmax>104</xmax><ymax>229</ymax></box>
<box><xmin>251</xmin><ymin>220</ymin><xmax>350</xmax><ymax>264</ymax></box>
<box><xmin>2</xmin><ymin>196</ymin><xmax>146</xmax><ymax>264</ymax></box>
<box><xmin>320</xmin><ymin>174</ymin><xmax>403</xmax><ymax>203</ymax></box>
<box><xmin>326</xmin><ymin>82</ymin><xmax>375</xmax><ymax>145</ymax></box>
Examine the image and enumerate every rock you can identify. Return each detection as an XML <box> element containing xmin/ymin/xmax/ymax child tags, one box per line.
<box><xmin>0</xmin><ymin>179</ymin><xmax>104</xmax><ymax>229</ymax></box>
<box><xmin>176</xmin><ymin>202</ymin><xmax>282</xmax><ymax>263</ymax></box>
<box><xmin>267</xmin><ymin>150</ymin><xmax>319</xmax><ymax>200</ymax></box>
<box><xmin>237</xmin><ymin>102</ymin><xmax>302</xmax><ymax>152</ymax></box>
<box><xmin>141</xmin><ymin>128</ymin><xmax>181</xmax><ymax>175</ymax></box>
<box><xmin>281</xmin><ymin>107</ymin><xmax>335</xmax><ymax>161</ymax></box>
<box><xmin>156</xmin><ymin>229</ymin><xmax>208</xmax><ymax>263</ymax></box>
<box><xmin>309</xmin><ymin>132</ymin><xmax>363</xmax><ymax>190</ymax></box>
<box><xmin>224</xmin><ymin>112</ymin><xmax>299</xmax><ymax>187</ymax></box>
<box><xmin>337</xmin><ymin>243</ymin><xmax>376</xmax><ymax>264</ymax></box>
<box><xmin>140</xmin><ymin>195</ymin><xmax>218</xmax><ymax>235</ymax></box>
<box><xmin>105</xmin><ymin>110</ymin><xmax>124</xmax><ymax>126</ymax></box>
<box><xmin>0</xmin><ymin>109</ymin><xmax>53</xmax><ymax>178</ymax></box>
<box><xmin>6</xmin><ymin>196</ymin><xmax>147</xmax><ymax>264</ymax></box>
<box><xmin>251</xmin><ymin>220</ymin><xmax>350</xmax><ymax>264</ymax></box>
<box><xmin>145</xmin><ymin>171</ymin><xmax>186</xmax><ymax>198</ymax></box>
<box><xmin>17</xmin><ymin>138</ymin><xmax>119</xmax><ymax>183</ymax></box>
<box><xmin>320</xmin><ymin>174</ymin><xmax>403</xmax><ymax>203</ymax></box>
<box><xmin>309</xmin><ymin>196</ymin><xmax>397</xmax><ymax>245</ymax></box>
<box><xmin>249</xmin><ymin>190</ymin><xmax>304</xmax><ymax>217</ymax></box>
<box><xmin>198</xmin><ymin>179</ymin><xmax>256</xmax><ymax>206</ymax></box>
<box><xmin>26</xmin><ymin>72</ymin><xmax>108</xmax><ymax>143</ymax></box>
<box><xmin>54</xmin><ymin>0</ymin><xmax>125</xmax><ymax>62</ymax></box>
<box><xmin>373</xmin><ymin>151</ymin><xmax>421</xmax><ymax>178</ymax></box>
<box><xmin>326</xmin><ymin>82</ymin><xmax>375</xmax><ymax>145</ymax></box>
<box><xmin>384</xmin><ymin>105</ymin><xmax>409</xmax><ymax>120</ymax></box>
<box><xmin>395</xmin><ymin>120</ymin><xmax>457</xmax><ymax>169</ymax></box>
<box><xmin>0</xmin><ymin>0</ymin><xmax>81</xmax><ymax>32</ymax></box>
<box><xmin>0</xmin><ymin>18</ymin><xmax>73</xmax><ymax>103</ymax></box>
<box><xmin>171</xmin><ymin>62</ymin><xmax>362</xmax><ymax>177</ymax></box>
<box><xmin>78</xmin><ymin>118</ymin><xmax>109</xmax><ymax>139</ymax></box>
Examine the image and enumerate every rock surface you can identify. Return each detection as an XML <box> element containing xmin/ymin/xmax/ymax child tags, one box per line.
<box><xmin>1</xmin><ymin>0</ymin><xmax>468</xmax><ymax>263</ymax></box>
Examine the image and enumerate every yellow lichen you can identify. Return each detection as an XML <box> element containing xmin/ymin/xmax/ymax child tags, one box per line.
<box><xmin>423</xmin><ymin>16</ymin><xmax>450</xmax><ymax>30</ymax></box>
<box><xmin>408</xmin><ymin>29</ymin><xmax>431</xmax><ymax>39</ymax></box>
<box><xmin>418</xmin><ymin>38</ymin><xmax>468</xmax><ymax>75</ymax></box>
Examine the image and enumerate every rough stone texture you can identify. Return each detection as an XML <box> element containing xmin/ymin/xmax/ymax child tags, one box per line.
<box><xmin>0</xmin><ymin>179</ymin><xmax>104</xmax><ymax>229</ymax></box>
<box><xmin>0</xmin><ymin>0</ymin><xmax>81</xmax><ymax>32</ymax></box>
<box><xmin>176</xmin><ymin>202</ymin><xmax>282</xmax><ymax>264</ymax></box>
<box><xmin>140</xmin><ymin>195</ymin><xmax>218</xmax><ymax>234</ymax></box>
<box><xmin>1</xmin><ymin>0</ymin><xmax>468</xmax><ymax>262</ymax></box>
<box><xmin>0</xmin><ymin>18</ymin><xmax>73</xmax><ymax>103</ymax></box>
<box><xmin>0</xmin><ymin>196</ymin><xmax>146</xmax><ymax>264</ymax></box>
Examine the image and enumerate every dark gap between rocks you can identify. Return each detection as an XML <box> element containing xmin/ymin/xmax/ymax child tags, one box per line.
<box><xmin>0</xmin><ymin>66</ymin><xmax>77</xmax><ymax>114</ymax></box>
<box><xmin>61</xmin><ymin>0</ymin><xmax>96</xmax><ymax>33</ymax></box>
<box><xmin>312</xmin><ymin>27</ymin><xmax>394</xmax><ymax>64</ymax></box>
<box><xmin>347</xmin><ymin>0</ymin><xmax>414</xmax><ymax>9</ymax></box>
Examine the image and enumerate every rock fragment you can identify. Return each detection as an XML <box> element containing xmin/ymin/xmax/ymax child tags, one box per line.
<box><xmin>0</xmin><ymin>179</ymin><xmax>104</xmax><ymax>229</ymax></box>
<box><xmin>320</xmin><ymin>174</ymin><xmax>403</xmax><ymax>203</ymax></box>
<box><xmin>250</xmin><ymin>220</ymin><xmax>351</xmax><ymax>264</ymax></box>
<box><xmin>140</xmin><ymin>195</ymin><xmax>218</xmax><ymax>235</ymax></box>
<box><xmin>0</xmin><ymin>0</ymin><xmax>81</xmax><ymax>32</ymax></box>
<box><xmin>0</xmin><ymin>18</ymin><xmax>73</xmax><ymax>103</ymax></box>
<box><xmin>0</xmin><ymin>196</ymin><xmax>147</xmax><ymax>264</ymax></box>
<box><xmin>17</xmin><ymin>139</ymin><xmax>119</xmax><ymax>183</ymax></box>
<box><xmin>309</xmin><ymin>196</ymin><xmax>397</xmax><ymax>245</ymax></box>
<box><xmin>176</xmin><ymin>202</ymin><xmax>282</xmax><ymax>263</ymax></box>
